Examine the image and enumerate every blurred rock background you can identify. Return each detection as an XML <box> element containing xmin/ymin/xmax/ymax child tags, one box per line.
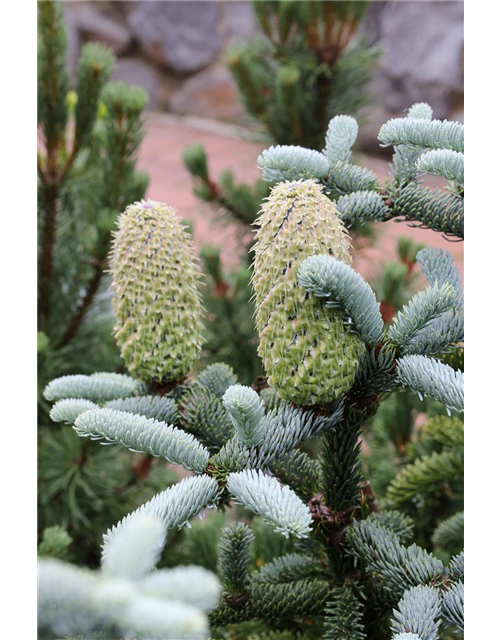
<box><xmin>63</xmin><ymin>0</ymin><xmax>464</xmax><ymax>150</ymax></box>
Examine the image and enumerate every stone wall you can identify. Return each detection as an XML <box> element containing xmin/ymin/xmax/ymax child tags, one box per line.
<box><xmin>64</xmin><ymin>0</ymin><xmax>464</xmax><ymax>143</ymax></box>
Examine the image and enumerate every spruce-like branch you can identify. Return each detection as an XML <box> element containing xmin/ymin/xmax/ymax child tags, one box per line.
<box><xmin>219</xmin><ymin>522</ymin><xmax>254</xmax><ymax>597</ymax></box>
<box><xmin>44</xmin><ymin>373</ymin><xmax>144</xmax><ymax>402</ymax></box>
<box><xmin>407</xmin><ymin>102</ymin><xmax>433</xmax><ymax>120</ymax></box>
<box><xmin>270</xmin><ymin>449</ymin><xmax>321</xmax><ymax>501</ymax></box>
<box><xmin>424</xmin><ymin>416</ymin><xmax>464</xmax><ymax>448</ymax></box>
<box><xmin>388</xmin><ymin>284</ymin><xmax>456</xmax><ymax>352</ymax></box>
<box><xmin>180</xmin><ymin>386</ymin><xmax>234</xmax><ymax>452</ymax></box>
<box><xmin>74</xmin><ymin>408</ymin><xmax>210</xmax><ymax>473</ymax></box>
<box><xmin>101</xmin><ymin>513</ymin><xmax>166</xmax><ymax>580</ymax></box>
<box><xmin>417</xmin><ymin>149</ymin><xmax>464</xmax><ymax>186</ymax></box>
<box><xmin>257</xmin><ymin>146</ymin><xmax>329</xmax><ymax>182</ymax></box>
<box><xmin>298</xmin><ymin>255</ymin><xmax>384</xmax><ymax>346</ymax></box>
<box><xmin>327</xmin><ymin>161</ymin><xmax>379</xmax><ymax>196</ymax></box>
<box><xmin>226</xmin><ymin>470</ymin><xmax>313</xmax><ymax>538</ymax></box>
<box><xmin>379</xmin><ymin>118</ymin><xmax>464</xmax><ymax>153</ymax></box>
<box><xmin>397</xmin><ymin>355</ymin><xmax>464</xmax><ymax>413</ymax></box>
<box><xmin>410</xmin><ymin>248</ymin><xmax>464</xmax><ymax>354</ymax></box>
<box><xmin>391</xmin><ymin>182</ymin><xmax>464</xmax><ymax>238</ymax></box>
<box><xmin>431</xmin><ymin>512</ymin><xmax>464</xmax><ymax>552</ymax></box>
<box><xmin>252</xmin><ymin>553</ymin><xmax>320</xmax><ymax>584</ymax></box>
<box><xmin>416</xmin><ymin>247</ymin><xmax>462</xmax><ymax>292</ymax></box>
<box><xmin>368</xmin><ymin>511</ymin><xmax>414</xmax><ymax>544</ymax></box>
<box><xmin>50</xmin><ymin>398</ymin><xmax>100</xmax><ymax>424</ymax></box>
<box><xmin>323</xmin><ymin>115</ymin><xmax>359</xmax><ymax>163</ymax></box>
<box><xmin>105</xmin><ymin>395</ymin><xmax>178</xmax><ymax>424</ymax></box>
<box><xmin>347</xmin><ymin>520</ymin><xmax>444</xmax><ymax>596</ymax></box>
<box><xmin>250</xmin><ymin>402</ymin><xmax>343</xmax><ymax>469</ymax></box>
<box><xmin>448</xmin><ymin>552</ymin><xmax>464</xmax><ymax>582</ymax></box>
<box><xmin>195</xmin><ymin>362</ymin><xmax>238</xmax><ymax>398</ymax></box>
<box><xmin>102</xmin><ymin>475</ymin><xmax>220</xmax><ymax>558</ymax></box>
<box><xmin>386</xmin><ymin>449</ymin><xmax>464</xmax><ymax>506</ymax></box>
<box><xmin>336</xmin><ymin>190</ymin><xmax>391</xmax><ymax>228</ymax></box>
<box><xmin>222</xmin><ymin>385</ymin><xmax>265</xmax><ymax>447</ymax></box>
<box><xmin>390</xmin><ymin>585</ymin><xmax>441</xmax><ymax>640</ymax></box>
<box><xmin>324</xmin><ymin>582</ymin><xmax>366</xmax><ymax>640</ymax></box>
<box><xmin>248</xmin><ymin>579</ymin><xmax>330</xmax><ymax>618</ymax></box>
<box><xmin>441</xmin><ymin>581</ymin><xmax>464</xmax><ymax>632</ymax></box>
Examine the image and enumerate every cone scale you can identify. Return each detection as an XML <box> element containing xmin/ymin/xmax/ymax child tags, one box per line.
<box><xmin>110</xmin><ymin>200</ymin><xmax>204</xmax><ymax>385</ymax></box>
<box><xmin>252</xmin><ymin>180</ymin><xmax>364</xmax><ymax>406</ymax></box>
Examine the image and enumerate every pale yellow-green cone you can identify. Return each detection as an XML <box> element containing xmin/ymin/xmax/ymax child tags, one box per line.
<box><xmin>252</xmin><ymin>180</ymin><xmax>365</xmax><ymax>406</ymax></box>
<box><xmin>110</xmin><ymin>200</ymin><xmax>204</xmax><ymax>384</ymax></box>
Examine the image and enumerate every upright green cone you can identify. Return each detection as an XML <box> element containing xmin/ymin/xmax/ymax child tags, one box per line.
<box><xmin>110</xmin><ymin>200</ymin><xmax>204</xmax><ymax>385</ymax></box>
<box><xmin>252</xmin><ymin>180</ymin><xmax>364</xmax><ymax>406</ymax></box>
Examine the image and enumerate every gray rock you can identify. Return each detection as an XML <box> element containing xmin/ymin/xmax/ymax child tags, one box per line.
<box><xmin>220</xmin><ymin>1</ymin><xmax>257</xmax><ymax>41</ymax></box>
<box><xmin>126</xmin><ymin>1</ymin><xmax>222</xmax><ymax>75</ymax></box>
<box><xmin>77</xmin><ymin>6</ymin><xmax>131</xmax><ymax>56</ymax></box>
<box><xmin>169</xmin><ymin>61</ymin><xmax>245</xmax><ymax>122</ymax></box>
<box><xmin>377</xmin><ymin>1</ymin><xmax>464</xmax><ymax>118</ymax></box>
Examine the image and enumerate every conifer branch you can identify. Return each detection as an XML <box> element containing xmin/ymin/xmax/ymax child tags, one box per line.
<box><xmin>219</xmin><ymin>522</ymin><xmax>254</xmax><ymax>599</ymax></box>
<box><xmin>74</xmin><ymin>408</ymin><xmax>210</xmax><ymax>473</ymax></box>
<box><xmin>390</xmin><ymin>585</ymin><xmax>441</xmax><ymax>640</ymax></box>
<box><xmin>431</xmin><ymin>512</ymin><xmax>464</xmax><ymax>553</ymax></box>
<box><xmin>448</xmin><ymin>552</ymin><xmax>464</xmax><ymax>582</ymax></box>
<box><xmin>386</xmin><ymin>448</ymin><xmax>464</xmax><ymax>506</ymax></box>
<box><xmin>101</xmin><ymin>513</ymin><xmax>166</xmax><ymax>580</ymax></box>
<box><xmin>223</xmin><ymin>385</ymin><xmax>265</xmax><ymax>447</ymax></box>
<box><xmin>323</xmin><ymin>115</ymin><xmax>359</xmax><ymax>163</ymax></box>
<box><xmin>324</xmin><ymin>582</ymin><xmax>366</xmax><ymax>640</ymax></box>
<box><xmin>397</xmin><ymin>355</ymin><xmax>464</xmax><ymax>413</ymax></box>
<box><xmin>441</xmin><ymin>581</ymin><xmax>464</xmax><ymax>632</ymax></box>
<box><xmin>258</xmin><ymin>146</ymin><xmax>329</xmax><ymax>182</ymax></box>
<box><xmin>252</xmin><ymin>553</ymin><xmax>321</xmax><ymax>584</ymax></box>
<box><xmin>337</xmin><ymin>190</ymin><xmax>391</xmax><ymax>227</ymax></box>
<box><xmin>44</xmin><ymin>373</ymin><xmax>145</xmax><ymax>402</ymax></box>
<box><xmin>388</xmin><ymin>284</ymin><xmax>456</xmax><ymax>352</ymax></box>
<box><xmin>347</xmin><ymin>520</ymin><xmax>444</xmax><ymax>596</ymax></box>
<box><xmin>417</xmin><ymin>149</ymin><xmax>464</xmax><ymax>186</ymax></box>
<box><xmin>226</xmin><ymin>470</ymin><xmax>313</xmax><ymax>538</ymax></box>
<box><xmin>195</xmin><ymin>362</ymin><xmax>238</xmax><ymax>398</ymax></box>
<box><xmin>105</xmin><ymin>395</ymin><xmax>178</xmax><ymax>424</ymax></box>
<box><xmin>102</xmin><ymin>475</ymin><xmax>220</xmax><ymax>557</ymax></box>
<box><xmin>379</xmin><ymin>118</ymin><xmax>464</xmax><ymax>153</ymax></box>
<box><xmin>50</xmin><ymin>398</ymin><xmax>100</xmax><ymax>424</ymax></box>
<box><xmin>298</xmin><ymin>255</ymin><xmax>384</xmax><ymax>345</ymax></box>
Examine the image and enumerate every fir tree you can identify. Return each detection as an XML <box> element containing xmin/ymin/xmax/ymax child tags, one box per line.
<box><xmin>40</xmin><ymin>103</ymin><xmax>464</xmax><ymax>639</ymax></box>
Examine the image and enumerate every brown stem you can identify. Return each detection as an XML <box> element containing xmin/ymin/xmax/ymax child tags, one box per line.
<box><xmin>56</xmin><ymin>262</ymin><xmax>103</xmax><ymax>349</ymax></box>
<box><xmin>360</xmin><ymin>481</ymin><xmax>380</xmax><ymax>514</ymax></box>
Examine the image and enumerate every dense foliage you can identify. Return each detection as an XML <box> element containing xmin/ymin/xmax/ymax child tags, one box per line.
<box><xmin>39</xmin><ymin>92</ymin><xmax>464</xmax><ymax>638</ymax></box>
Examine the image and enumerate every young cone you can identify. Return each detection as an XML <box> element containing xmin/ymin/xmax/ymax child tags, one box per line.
<box><xmin>110</xmin><ymin>200</ymin><xmax>204</xmax><ymax>384</ymax></box>
<box><xmin>252</xmin><ymin>180</ymin><xmax>364</xmax><ymax>405</ymax></box>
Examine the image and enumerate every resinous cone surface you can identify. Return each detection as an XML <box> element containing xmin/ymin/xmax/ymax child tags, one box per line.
<box><xmin>252</xmin><ymin>180</ymin><xmax>364</xmax><ymax>406</ymax></box>
<box><xmin>110</xmin><ymin>200</ymin><xmax>204</xmax><ymax>384</ymax></box>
